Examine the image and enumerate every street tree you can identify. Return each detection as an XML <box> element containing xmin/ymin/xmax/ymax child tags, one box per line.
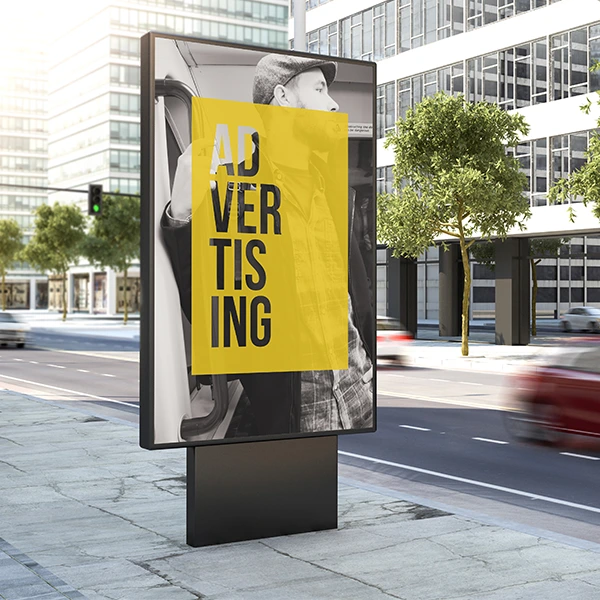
<box><xmin>0</xmin><ymin>219</ymin><xmax>24</xmax><ymax>310</ymax></box>
<box><xmin>471</xmin><ymin>237</ymin><xmax>568</xmax><ymax>336</ymax></box>
<box><xmin>549</xmin><ymin>64</ymin><xmax>600</xmax><ymax>218</ymax></box>
<box><xmin>378</xmin><ymin>91</ymin><xmax>531</xmax><ymax>356</ymax></box>
<box><xmin>82</xmin><ymin>193</ymin><xmax>140</xmax><ymax>324</ymax></box>
<box><xmin>23</xmin><ymin>203</ymin><xmax>86</xmax><ymax>321</ymax></box>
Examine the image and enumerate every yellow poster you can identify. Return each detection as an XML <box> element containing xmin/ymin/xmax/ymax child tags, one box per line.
<box><xmin>191</xmin><ymin>97</ymin><xmax>348</xmax><ymax>375</ymax></box>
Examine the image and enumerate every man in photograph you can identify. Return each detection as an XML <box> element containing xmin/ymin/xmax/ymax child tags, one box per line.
<box><xmin>161</xmin><ymin>53</ymin><xmax>373</xmax><ymax>438</ymax></box>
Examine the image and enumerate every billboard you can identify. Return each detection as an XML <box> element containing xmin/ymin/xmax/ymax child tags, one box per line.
<box><xmin>140</xmin><ymin>32</ymin><xmax>376</xmax><ymax>449</ymax></box>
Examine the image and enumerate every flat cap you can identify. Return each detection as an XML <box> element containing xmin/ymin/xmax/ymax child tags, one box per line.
<box><xmin>253</xmin><ymin>54</ymin><xmax>337</xmax><ymax>105</ymax></box>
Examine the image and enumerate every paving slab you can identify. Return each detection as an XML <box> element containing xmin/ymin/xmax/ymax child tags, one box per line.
<box><xmin>2</xmin><ymin>390</ymin><xmax>600</xmax><ymax>600</ymax></box>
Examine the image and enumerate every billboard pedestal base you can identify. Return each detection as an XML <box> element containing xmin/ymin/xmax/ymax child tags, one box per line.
<box><xmin>186</xmin><ymin>435</ymin><xmax>338</xmax><ymax>547</ymax></box>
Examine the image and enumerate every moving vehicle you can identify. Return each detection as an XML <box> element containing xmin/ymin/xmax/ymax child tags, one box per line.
<box><xmin>376</xmin><ymin>316</ymin><xmax>412</xmax><ymax>364</ymax></box>
<box><xmin>0</xmin><ymin>313</ymin><xmax>29</xmax><ymax>348</ymax></box>
<box><xmin>559</xmin><ymin>306</ymin><xmax>600</xmax><ymax>332</ymax></box>
<box><xmin>505</xmin><ymin>344</ymin><xmax>600</xmax><ymax>444</ymax></box>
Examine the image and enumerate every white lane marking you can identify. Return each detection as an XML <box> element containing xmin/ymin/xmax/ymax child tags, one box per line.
<box><xmin>339</xmin><ymin>451</ymin><xmax>600</xmax><ymax>515</ymax></box>
<box><xmin>560</xmin><ymin>452</ymin><xmax>600</xmax><ymax>461</ymax></box>
<box><xmin>101</xmin><ymin>373</ymin><xmax>116</xmax><ymax>378</ymax></box>
<box><xmin>29</xmin><ymin>361</ymin><xmax>38</xmax><ymax>364</ymax></box>
<box><xmin>48</xmin><ymin>364</ymin><xmax>66</xmax><ymax>369</ymax></box>
<box><xmin>31</xmin><ymin>346</ymin><xmax>138</xmax><ymax>363</ymax></box>
<box><xmin>400</xmin><ymin>425</ymin><xmax>431</xmax><ymax>431</ymax></box>
<box><xmin>390</xmin><ymin>374</ymin><xmax>405</xmax><ymax>378</ymax></box>
<box><xmin>460</xmin><ymin>381</ymin><xmax>484</xmax><ymax>387</ymax></box>
<box><xmin>473</xmin><ymin>437</ymin><xmax>509</xmax><ymax>445</ymax></box>
<box><xmin>378</xmin><ymin>390</ymin><xmax>506</xmax><ymax>411</ymax></box>
<box><xmin>13</xmin><ymin>358</ymin><xmax>24</xmax><ymax>362</ymax></box>
<box><xmin>77</xmin><ymin>369</ymin><xmax>90</xmax><ymax>373</ymax></box>
<box><xmin>430</xmin><ymin>378</ymin><xmax>451</xmax><ymax>383</ymax></box>
<box><xmin>0</xmin><ymin>373</ymin><xmax>138</xmax><ymax>407</ymax></box>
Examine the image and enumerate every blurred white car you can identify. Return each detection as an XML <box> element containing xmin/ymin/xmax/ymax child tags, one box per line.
<box><xmin>0</xmin><ymin>313</ymin><xmax>29</xmax><ymax>347</ymax></box>
<box><xmin>376</xmin><ymin>316</ymin><xmax>412</xmax><ymax>364</ymax></box>
<box><xmin>559</xmin><ymin>306</ymin><xmax>600</xmax><ymax>333</ymax></box>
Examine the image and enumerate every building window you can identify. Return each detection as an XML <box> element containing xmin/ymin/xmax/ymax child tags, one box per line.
<box><xmin>110</xmin><ymin>150</ymin><xmax>140</xmax><ymax>173</ymax></box>
<box><xmin>377</xmin><ymin>166</ymin><xmax>394</xmax><ymax>194</ymax></box>
<box><xmin>550</xmin><ymin>132</ymin><xmax>589</xmax><ymax>202</ymax></box>
<box><xmin>110</xmin><ymin>121</ymin><xmax>141</xmax><ymax>145</ymax></box>
<box><xmin>392</xmin><ymin>23</ymin><xmax>600</xmax><ymax>117</ymax></box>
<box><xmin>377</xmin><ymin>82</ymin><xmax>396</xmax><ymax>138</ymax></box>
<box><xmin>339</xmin><ymin>1</ymin><xmax>395</xmax><ymax>61</ymax></box>
<box><xmin>307</xmin><ymin>22</ymin><xmax>338</xmax><ymax>55</ymax></box>
<box><xmin>110</xmin><ymin>36</ymin><xmax>140</xmax><ymax>59</ymax></box>
<box><xmin>110</xmin><ymin>64</ymin><xmax>140</xmax><ymax>88</ymax></box>
<box><xmin>473</xmin><ymin>286</ymin><xmax>495</xmax><ymax>302</ymax></box>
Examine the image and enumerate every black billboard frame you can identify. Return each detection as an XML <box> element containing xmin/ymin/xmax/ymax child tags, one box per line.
<box><xmin>140</xmin><ymin>31</ymin><xmax>376</xmax><ymax>546</ymax></box>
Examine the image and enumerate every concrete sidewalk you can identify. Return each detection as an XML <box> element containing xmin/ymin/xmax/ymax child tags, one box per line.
<box><xmin>22</xmin><ymin>313</ymin><xmax>140</xmax><ymax>342</ymax></box>
<box><xmin>2</xmin><ymin>391</ymin><xmax>600</xmax><ymax>600</ymax></box>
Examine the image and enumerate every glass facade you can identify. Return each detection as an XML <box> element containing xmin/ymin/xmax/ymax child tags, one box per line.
<box><xmin>300</xmin><ymin>5</ymin><xmax>600</xmax><ymax>319</ymax></box>
<box><xmin>0</xmin><ymin>42</ymin><xmax>47</xmax><ymax>275</ymax></box>
<box><xmin>386</xmin><ymin>24</ymin><xmax>600</xmax><ymax>126</ymax></box>
<box><xmin>44</xmin><ymin>0</ymin><xmax>288</xmax><ymax>314</ymax></box>
<box><xmin>49</xmin><ymin>0</ymin><xmax>289</xmax><ymax>201</ymax></box>
<box><xmin>307</xmin><ymin>0</ymin><xmax>564</xmax><ymax>56</ymax></box>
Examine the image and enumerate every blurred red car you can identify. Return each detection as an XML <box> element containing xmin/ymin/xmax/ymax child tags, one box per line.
<box><xmin>376</xmin><ymin>316</ymin><xmax>413</xmax><ymax>365</ymax></box>
<box><xmin>505</xmin><ymin>344</ymin><xmax>600</xmax><ymax>444</ymax></box>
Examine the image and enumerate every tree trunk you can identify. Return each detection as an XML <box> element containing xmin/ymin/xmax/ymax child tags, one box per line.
<box><xmin>459</xmin><ymin>238</ymin><xmax>471</xmax><ymax>357</ymax></box>
<box><xmin>61</xmin><ymin>271</ymin><xmax>67</xmax><ymax>322</ymax></box>
<box><xmin>123</xmin><ymin>267</ymin><xmax>128</xmax><ymax>325</ymax></box>
<box><xmin>531</xmin><ymin>258</ymin><xmax>539</xmax><ymax>337</ymax></box>
<box><xmin>1</xmin><ymin>269</ymin><xmax>5</xmax><ymax>311</ymax></box>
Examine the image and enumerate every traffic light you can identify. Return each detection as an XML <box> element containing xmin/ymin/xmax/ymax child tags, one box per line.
<box><xmin>88</xmin><ymin>184</ymin><xmax>103</xmax><ymax>216</ymax></box>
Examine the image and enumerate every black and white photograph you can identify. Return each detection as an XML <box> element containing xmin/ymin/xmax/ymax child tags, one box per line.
<box><xmin>140</xmin><ymin>32</ymin><xmax>376</xmax><ymax>448</ymax></box>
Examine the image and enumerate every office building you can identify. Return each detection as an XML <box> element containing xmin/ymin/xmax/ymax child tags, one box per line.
<box><xmin>0</xmin><ymin>31</ymin><xmax>48</xmax><ymax>310</ymax></box>
<box><xmin>293</xmin><ymin>0</ymin><xmax>600</xmax><ymax>325</ymax></box>
<box><xmin>48</xmin><ymin>0</ymin><xmax>289</xmax><ymax>315</ymax></box>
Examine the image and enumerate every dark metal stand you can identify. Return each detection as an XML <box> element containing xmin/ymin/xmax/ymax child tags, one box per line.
<box><xmin>494</xmin><ymin>238</ymin><xmax>530</xmax><ymax>346</ymax></box>
<box><xmin>439</xmin><ymin>244</ymin><xmax>464</xmax><ymax>337</ymax></box>
<box><xmin>186</xmin><ymin>435</ymin><xmax>338</xmax><ymax>547</ymax></box>
<box><xmin>388</xmin><ymin>250</ymin><xmax>417</xmax><ymax>337</ymax></box>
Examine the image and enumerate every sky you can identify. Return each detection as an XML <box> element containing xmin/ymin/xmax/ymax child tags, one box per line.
<box><xmin>0</xmin><ymin>0</ymin><xmax>89</xmax><ymax>46</ymax></box>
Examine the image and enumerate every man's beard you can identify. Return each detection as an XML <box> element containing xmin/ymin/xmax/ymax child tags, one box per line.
<box><xmin>292</xmin><ymin>108</ymin><xmax>344</xmax><ymax>152</ymax></box>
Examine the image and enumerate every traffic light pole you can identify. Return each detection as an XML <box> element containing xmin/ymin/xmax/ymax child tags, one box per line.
<box><xmin>0</xmin><ymin>183</ymin><xmax>140</xmax><ymax>198</ymax></box>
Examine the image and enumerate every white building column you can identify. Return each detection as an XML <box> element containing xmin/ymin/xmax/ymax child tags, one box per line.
<box><xmin>89</xmin><ymin>268</ymin><xmax>95</xmax><ymax>314</ymax></box>
<box><xmin>67</xmin><ymin>273</ymin><xmax>74</xmax><ymax>313</ymax></box>
<box><xmin>29</xmin><ymin>277</ymin><xmax>36</xmax><ymax>311</ymax></box>
<box><xmin>107</xmin><ymin>267</ymin><xmax>117</xmax><ymax>316</ymax></box>
<box><xmin>294</xmin><ymin>0</ymin><xmax>306</xmax><ymax>51</ymax></box>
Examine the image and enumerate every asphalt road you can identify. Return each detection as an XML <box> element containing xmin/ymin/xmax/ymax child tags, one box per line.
<box><xmin>2</xmin><ymin>331</ymin><xmax>600</xmax><ymax>542</ymax></box>
<box><xmin>341</xmin><ymin>363</ymin><xmax>600</xmax><ymax>542</ymax></box>
<box><xmin>0</xmin><ymin>333</ymin><xmax>139</xmax><ymax>422</ymax></box>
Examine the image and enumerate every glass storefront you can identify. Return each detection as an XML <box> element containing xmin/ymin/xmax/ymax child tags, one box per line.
<box><xmin>94</xmin><ymin>273</ymin><xmax>107</xmax><ymax>313</ymax></box>
<box><xmin>48</xmin><ymin>276</ymin><xmax>65</xmax><ymax>311</ymax></box>
<box><xmin>73</xmin><ymin>274</ymin><xmax>90</xmax><ymax>312</ymax></box>
<box><xmin>36</xmin><ymin>281</ymin><xmax>48</xmax><ymax>309</ymax></box>
<box><xmin>0</xmin><ymin>281</ymin><xmax>30</xmax><ymax>309</ymax></box>
<box><xmin>116</xmin><ymin>275</ymin><xmax>140</xmax><ymax>314</ymax></box>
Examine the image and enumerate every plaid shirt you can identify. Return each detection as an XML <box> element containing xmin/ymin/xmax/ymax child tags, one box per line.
<box><xmin>272</xmin><ymin>163</ymin><xmax>373</xmax><ymax>432</ymax></box>
<box><xmin>300</xmin><ymin>295</ymin><xmax>373</xmax><ymax>432</ymax></box>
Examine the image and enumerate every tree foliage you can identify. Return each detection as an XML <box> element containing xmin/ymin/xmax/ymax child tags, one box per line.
<box><xmin>81</xmin><ymin>193</ymin><xmax>140</xmax><ymax>323</ymax></box>
<box><xmin>0</xmin><ymin>219</ymin><xmax>24</xmax><ymax>311</ymax></box>
<box><xmin>23</xmin><ymin>203</ymin><xmax>86</xmax><ymax>321</ymax></box>
<box><xmin>378</xmin><ymin>92</ymin><xmax>531</xmax><ymax>355</ymax></box>
<box><xmin>548</xmin><ymin>64</ymin><xmax>600</xmax><ymax>219</ymax></box>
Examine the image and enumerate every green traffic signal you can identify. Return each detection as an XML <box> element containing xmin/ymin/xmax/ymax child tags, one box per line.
<box><xmin>88</xmin><ymin>184</ymin><xmax>103</xmax><ymax>216</ymax></box>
